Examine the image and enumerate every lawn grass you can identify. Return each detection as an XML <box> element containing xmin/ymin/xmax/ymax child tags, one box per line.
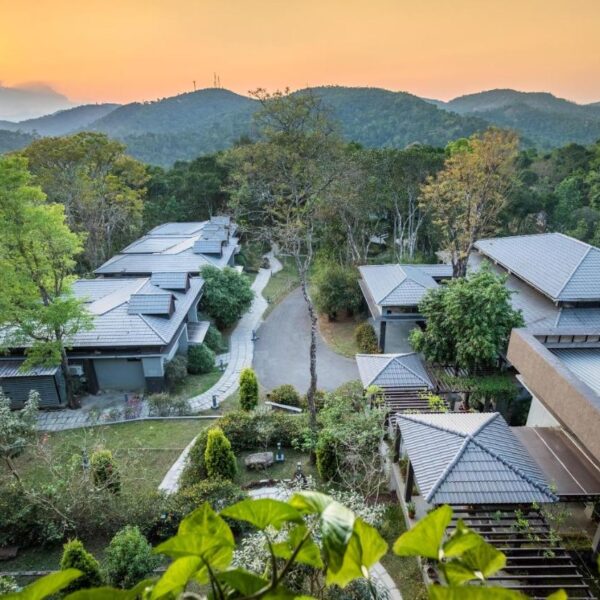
<box><xmin>379</xmin><ymin>503</ymin><xmax>428</xmax><ymax>600</ymax></box>
<box><xmin>170</xmin><ymin>369</ymin><xmax>222</xmax><ymax>403</ymax></box>
<box><xmin>236</xmin><ymin>447</ymin><xmax>317</xmax><ymax>487</ymax></box>
<box><xmin>8</xmin><ymin>420</ymin><xmax>208</xmax><ymax>495</ymax></box>
<box><xmin>262</xmin><ymin>257</ymin><xmax>300</xmax><ymax>316</ymax></box>
<box><xmin>317</xmin><ymin>314</ymin><xmax>362</xmax><ymax>358</ymax></box>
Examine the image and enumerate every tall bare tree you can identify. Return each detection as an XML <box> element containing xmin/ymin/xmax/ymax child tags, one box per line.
<box><xmin>420</xmin><ymin>128</ymin><xmax>519</xmax><ymax>277</ymax></box>
<box><xmin>226</xmin><ymin>89</ymin><xmax>341</xmax><ymax>437</ymax></box>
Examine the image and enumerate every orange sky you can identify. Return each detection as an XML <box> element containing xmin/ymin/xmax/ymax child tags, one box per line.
<box><xmin>1</xmin><ymin>0</ymin><xmax>600</xmax><ymax>104</ymax></box>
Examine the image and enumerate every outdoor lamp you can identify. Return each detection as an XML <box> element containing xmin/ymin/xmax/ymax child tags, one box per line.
<box><xmin>275</xmin><ymin>441</ymin><xmax>285</xmax><ymax>462</ymax></box>
<box><xmin>212</xmin><ymin>395</ymin><xmax>218</xmax><ymax>410</ymax></box>
<box><xmin>82</xmin><ymin>449</ymin><xmax>90</xmax><ymax>472</ymax></box>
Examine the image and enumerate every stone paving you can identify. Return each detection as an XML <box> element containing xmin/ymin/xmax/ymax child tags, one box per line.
<box><xmin>37</xmin><ymin>252</ymin><xmax>282</xmax><ymax>432</ymax></box>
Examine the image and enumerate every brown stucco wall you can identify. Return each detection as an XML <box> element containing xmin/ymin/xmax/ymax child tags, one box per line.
<box><xmin>507</xmin><ymin>329</ymin><xmax>600</xmax><ymax>462</ymax></box>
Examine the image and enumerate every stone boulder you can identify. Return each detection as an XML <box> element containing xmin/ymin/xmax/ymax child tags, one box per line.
<box><xmin>244</xmin><ymin>451</ymin><xmax>274</xmax><ymax>470</ymax></box>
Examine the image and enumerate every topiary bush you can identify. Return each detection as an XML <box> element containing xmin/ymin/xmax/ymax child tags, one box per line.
<box><xmin>354</xmin><ymin>322</ymin><xmax>380</xmax><ymax>353</ymax></box>
<box><xmin>60</xmin><ymin>539</ymin><xmax>103</xmax><ymax>592</ymax></box>
<box><xmin>187</xmin><ymin>344</ymin><xmax>215</xmax><ymax>375</ymax></box>
<box><xmin>239</xmin><ymin>368</ymin><xmax>259</xmax><ymax>411</ymax></box>
<box><xmin>104</xmin><ymin>525</ymin><xmax>159</xmax><ymax>589</ymax></box>
<box><xmin>268</xmin><ymin>384</ymin><xmax>301</xmax><ymax>407</ymax></box>
<box><xmin>204</xmin><ymin>324</ymin><xmax>227</xmax><ymax>353</ymax></box>
<box><xmin>165</xmin><ymin>355</ymin><xmax>188</xmax><ymax>388</ymax></box>
<box><xmin>204</xmin><ymin>427</ymin><xmax>237</xmax><ymax>481</ymax></box>
<box><xmin>90</xmin><ymin>449</ymin><xmax>121</xmax><ymax>494</ymax></box>
<box><xmin>147</xmin><ymin>393</ymin><xmax>190</xmax><ymax>417</ymax></box>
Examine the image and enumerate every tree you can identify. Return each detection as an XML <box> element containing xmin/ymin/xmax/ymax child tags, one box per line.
<box><xmin>59</xmin><ymin>539</ymin><xmax>103</xmax><ymax>592</ymax></box>
<box><xmin>104</xmin><ymin>525</ymin><xmax>159</xmax><ymax>589</ymax></box>
<box><xmin>200</xmin><ymin>265</ymin><xmax>254</xmax><ymax>329</ymax></box>
<box><xmin>226</xmin><ymin>89</ymin><xmax>342</xmax><ymax>437</ymax></box>
<box><xmin>0</xmin><ymin>389</ymin><xmax>38</xmax><ymax>484</ymax></box>
<box><xmin>420</xmin><ymin>128</ymin><xmax>519</xmax><ymax>277</ymax></box>
<box><xmin>0</xmin><ymin>155</ymin><xmax>91</xmax><ymax>408</ymax></box>
<box><xmin>410</xmin><ymin>264</ymin><xmax>524</xmax><ymax>372</ymax></box>
<box><xmin>239</xmin><ymin>368</ymin><xmax>259</xmax><ymax>411</ymax></box>
<box><xmin>313</xmin><ymin>262</ymin><xmax>362</xmax><ymax>320</ymax></box>
<box><xmin>204</xmin><ymin>427</ymin><xmax>237</xmax><ymax>480</ymax></box>
<box><xmin>90</xmin><ymin>449</ymin><xmax>121</xmax><ymax>494</ymax></box>
<box><xmin>22</xmin><ymin>132</ymin><xmax>147</xmax><ymax>271</ymax></box>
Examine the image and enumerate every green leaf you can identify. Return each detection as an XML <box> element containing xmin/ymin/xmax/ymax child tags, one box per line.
<box><xmin>289</xmin><ymin>490</ymin><xmax>334</xmax><ymax>515</ymax></box>
<box><xmin>546</xmin><ymin>591</ymin><xmax>568</xmax><ymax>600</ymax></box>
<box><xmin>428</xmin><ymin>585</ymin><xmax>527</xmax><ymax>600</ymax></box>
<box><xmin>442</xmin><ymin>562</ymin><xmax>480</xmax><ymax>586</ymax></box>
<box><xmin>272</xmin><ymin>525</ymin><xmax>324</xmax><ymax>568</ymax></box>
<box><xmin>178</xmin><ymin>502</ymin><xmax>234</xmax><ymax>544</ymax></box>
<box><xmin>326</xmin><ymin>518</ymin><xmax>388</xmax><ymax>587</ymax></box>
<box><xmin>216</xmin><ymin>569</ymin><xmax>270</xmax><ymax>596</ymax></box>
<box><xmin>150</xmin><ymin>556</ymin><xmax>202</xmax><ymax>599</ymax></box>
<box><xmin>459</xmin><ymin>539</ymin><xmax>506</xmax><ymax>579</ymax></box>
<box><xmin>393</xmin><ymin>505</ymin><xmax>452</xmax><ymax>560</ymax></box>
<box><xmin>320</xmin><ymin>500</ymin><xmax>356</xmax><ymax>573</ymax></box>
<box><xmin>155</xmin><ymin>533</ymin><xmax>234</xmax><ymax>572</ymax></box>
<box><xmin>443</xmin><ymin>520</ymin><xmax>487</xmax><ymax>558</ymax></box>
<box><xmin>65</xmin><ymin>582</ymin><xmax>154</xmax><ymax>600</ymax></box>
<box><xmin>221</xmin><ymin>498</ymin><xmax>303</xmax><ymax>530</ymax></box>
<box><xmin>7</xmin><ymin>569</ymin><xmax>82</xmax><ymax>600</ymax></box>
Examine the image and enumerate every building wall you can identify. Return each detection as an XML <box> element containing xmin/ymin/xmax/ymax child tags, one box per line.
<box><xmin>93</xmin><ymin>358</ymin><xmax>145</xmax><ymax>391</ymax></box>
<box><xmin>507</xmin><ymin>328</ymin><xmax>600</xmax><ymax>462</ymax></box>
<box><xmin>526</xmin><ymin>396</ymin><xmax>560</xmax><ymax>427</ymax></box>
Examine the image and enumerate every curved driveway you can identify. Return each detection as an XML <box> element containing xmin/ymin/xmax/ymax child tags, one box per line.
<box><xmin>253</xmin><ymin>288</ymin><xmax>359</xmax><ymax>393</ymax></box>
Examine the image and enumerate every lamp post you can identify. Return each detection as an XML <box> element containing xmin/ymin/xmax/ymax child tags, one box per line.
<box><xmin>212</xmin><ymin>395</ymin><xmax>218</xmax><ymax>410</ymax></box>
<box><xmin>275</xmin><ymin>442</ymin><xmax>285</xmax><ymax>463</ymax></box>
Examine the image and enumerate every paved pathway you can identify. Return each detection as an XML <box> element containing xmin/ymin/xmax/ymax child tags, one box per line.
<box><xmin>253</xmin><ymin>287</ymin><xmax>359</xmax><ymax>393</ymax></box>
<box><xmin>38</xmin><ymin>252</ymin><xmax>282</xmax><ymax>432</ymax></box>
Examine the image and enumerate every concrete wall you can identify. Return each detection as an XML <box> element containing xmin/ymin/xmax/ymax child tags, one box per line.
<box><xmin>507</xmin><ymin>328</ymin><xmax>600</xmax><ymax>462</ymax></box>
<box><xmin>526</xmin><ymin>396</ymin><xmax>560</xmax><ymax>427</ymax></box>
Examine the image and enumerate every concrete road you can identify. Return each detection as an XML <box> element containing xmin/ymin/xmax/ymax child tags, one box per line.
<box><xmin>253</xmin><ymin>288</ymin><xmax>360</xmax><ymax>393</ymax></box>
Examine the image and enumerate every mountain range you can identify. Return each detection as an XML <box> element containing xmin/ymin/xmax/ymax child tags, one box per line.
<box><xmin>1</xmin><ymin>86</ymin><xmax>599</xmax><ymax>166</ymax></box>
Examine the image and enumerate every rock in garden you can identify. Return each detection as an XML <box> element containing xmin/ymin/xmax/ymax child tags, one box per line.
<box><xmin>244</xmin><ymin>451</ymin><xmax>274</xmax><ymax>470</ymax></box>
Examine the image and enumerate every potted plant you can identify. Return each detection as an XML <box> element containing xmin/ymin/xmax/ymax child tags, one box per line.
<box><xmin>407</xmin><ymin>501</ymin><xmax>416</xmax><ymax>519</ymax></box>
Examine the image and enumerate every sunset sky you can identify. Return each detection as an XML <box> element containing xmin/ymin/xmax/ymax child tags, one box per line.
<box><xmin>2</xmin><ymin>0</ymin><xmax>600</xmax><ymax>104</ymax></box>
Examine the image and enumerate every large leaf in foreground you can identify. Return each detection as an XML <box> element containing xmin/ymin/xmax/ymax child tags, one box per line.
<box><xmin>221</xmin><ymin>498</ymin><xmax>303</xmax><ymax>530</ymax></box>
<box><xmin>393</xmin><ymin>505</ymin><xmax>452</xmax><ymax>560</ymax></box>
<box><xmin>5</xmin><ymin>570</ymin><xmax>82</xmax><ymax>600</ymax></box>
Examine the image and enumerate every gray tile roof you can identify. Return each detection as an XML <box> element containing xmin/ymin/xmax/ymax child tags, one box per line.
<box><xmin>0</xmin><ymin>360</ymin><xmax>58</xmax><ymax>377</ymax></box>
<box><xmin>404</xmin><ymin>263</ymin><xmax>453</xmax><ymax>279</ymax></box>
<box><xmin>210</xmin><ymin>215</ymin><xmax>231</xmax><ymax>226</ymax></box>
<box><xmin>70</xmin><ymin>277</ymin><xmax>203</xmax><ymax>348</ymax></box>
<box><xmin>552</xmin><ymin>349</ymin><xmax>600</xmax><ymax>399</ymax></box>
<box><xmin>397</xmin><ymin>412</ymin><xmax>557</xmax><ymax>504</ymax></box>
<box><xmin>188</xmin><ymin>321</ymin><xmax>210</xmax><ymax>344</ymax></box>
<box><xmin>475</xmin><ymin>233</ymin><xmax>600</xmax><ymax>302</ymax></box>
<box><xmin>358</xmin><ymin>264</ymin><xmax>440</xmax><ymax>307</ymax></box>
<box><xmin>122</xmin><ymin>236</ymin><xmax>189</xmax><ymax>254</ymax></box>
<box><xmin>356</xmin><ymin>353</ymin><xmax>433</xmax><ymax>388</ymax></box>
<box><xmin>193</xmin><ymin>239</ymin><xmax>223</xmax><ymax>254</ymax></box>
<box><xmin>554</xmin><ymin>307</ymin><xmax>600</xmax><ymax>332</ymax></box>
<box><xmin>127</xmin><ymin>293</ymin><xmax>174</xmax><ymax>316</ymax></box>
<box><xmin>151</xmin><ymin>272</ymin><xmax>190</xmax><ymax>291</ymax></box>
<box><xmin>148</xmin><ymin>222</ymin><xmax>206</xmax><ymax>236</ymax></box>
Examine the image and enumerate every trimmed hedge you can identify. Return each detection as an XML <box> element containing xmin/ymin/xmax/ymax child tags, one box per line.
<box><xmin>268</xmin><ymin>384</ymin><xmax>301</xmax><ymax>408</ymax></box>
<box><xmin>239</xmin><ymin>368</ymin><xmax>259</xmax><ymax>411</ymax></box>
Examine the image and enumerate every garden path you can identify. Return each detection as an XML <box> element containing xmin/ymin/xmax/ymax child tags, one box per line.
<box><xmin>37</xmin><ymin>251</ymin><xmax>282</xmax><ymax>432</ymax></box>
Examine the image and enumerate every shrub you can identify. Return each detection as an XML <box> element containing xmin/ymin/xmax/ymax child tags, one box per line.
<box><xmin>165</xmin><ymin>355</ymin><xmax>188</xmax><ymax>388</ymax></box>
<box><xmin>313</xmin><ymin>262</ymin><xmax>362</xmax><ymax>319</ymax></box>
<box><xmin>104</xmin><ymin>526</ymin><xmax>159</xmax><ymax>589</ymax></box>
<box><xmin>216</xmin><ymin>411</ymin><xmax>256</xmax><ymax>451</ymax></box>
<box><xmin>205</xmin><ymin>324</ymin><xmax>227</xmax><ymax>353</ymax></box>
<box><xmin>239</xmin><ymin>368</ymin><xmax>259</xmax><ymax>411</ymax></box>
<box><xmin>180</xmin><ymin>428</ymin><xmax>211</xmax><ymax>487</ymax></box>
<box><xmin>316</xmin><ymin>432</ymin><xmax>339</xmax><ymax>482</ymax></box>
<box><xmin>269</xmin><ymin>384</ymin><xmax>301</xmax><ymax>408</ymax></box>
<box><xmin>0</xmin><ymin>576</ymin><xmax>18</xmax><ymax>594</ymax></box>
<box><xmin>187</xmin><ymin>344</ymin><xmax>215</xmax><ymax>375</ymax></box>
<box><xmin>204</xmin><ymin>427</ymin><xmax>237</xmax><ymax>480</ymax></box>
<box><xmin>300</xmin><ymin>389</ymin><xmax>327</xmax><ymax>412</ymax></box>
<box><xmin>200</xmin><ymin>265</ymin><xmax>254</xmax><ymax>329</ymax></box>
<box><xmin>355</xmin><ymin>322</ymin><xmax>380</xmax><ymax>353</ymax></box>
<box><xmin>147</xmin><ymin>393</ymin><xmax>190</xmax><ymax>417</ymax></box>
<box><xmin>90</xmin><ymin>449</ymin><xmax>121</xmax><ymax>494</ymax></box>
<box><xmin>60</xmin><ymin>539</ymin><xmax>103</xmax><ymax>592</ymax></box>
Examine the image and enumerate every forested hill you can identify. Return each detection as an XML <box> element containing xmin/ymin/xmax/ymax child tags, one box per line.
<box><xmin>439</xmin><ymin>89</ymin><xmax>600</xmax><ymax>148</ymax></box>
<box><xmin>88</xmin><ymin>86</ymin><xmax>488</xmax><ymax>164</ymax></box>
<box><xmin>2</xmin><ymin>86</ymin><xmax>600</xmax><ymax>165</ymax></box>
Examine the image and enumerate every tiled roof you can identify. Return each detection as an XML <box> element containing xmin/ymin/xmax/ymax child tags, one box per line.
<box><xmin>552</xmin><ymin>349</ymin><xmax>600</xmax><ymax>400</ymax></box>
<box><xmin>397</xmin><ymin>412</ymin><xmax>557</xmax><ymax>504</ymax></box>
<box><xmin>127</xmin><ymin>293</ymin><xmax>174</xmax><ymax>316</ymax></box>
<box><xmin>475</xmin><ymin>233</ymin><xmax>600</xmax><ymax>302</ymax></box>
<box><xmin>70</xmin><ymin>277</ymin><xmax>203</xmax><ymax>348</ymax></box>
<box><xmin>356</xmin><ymin>353</ymin><xmax>433</xmax><ymax>388</ymax></box>
<box><xmin>148</xmin><ymin>222</ymin><xmax>206</xmax><ymax>236</ymax></box>
<box><xmin>0</xmin><ymin>360</ymin><xmax>58</xmax><ymax>378</ymax></box>
<box><xmin>122</xmin><ymin>236</ymin><xmax>188</xmax><ymax>254</ymax></box>
<box><xmin>188</xmin><ymin>321</ymin><xmax>210</xmax><ymax>344</ymax></box>
<box><xmin>359</xmin><ymin>264</ymin><xmax>440</xmax><ymax>307</ymax></box>
<box><xmin>151</xmin><ymin>272</ymin><xmax>190</xmax><ymax>291</ymax></box>
<box><xmin>193</xmin><ymin>239</ymin><xmax>223</xmax><ymax>254</ymax></box>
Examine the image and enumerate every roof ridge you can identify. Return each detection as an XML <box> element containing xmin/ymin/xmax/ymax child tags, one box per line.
<box><xmin>555</xmin><ymin>245</ymin><xmax>592</xmax><ymax>298</ymax></box>
<box><xmin>392</xmin><ymin>354</ymin><xmax>431</xmax><ymax>387</ymax></box>
<box><xmin>378</xmin><ymin>267</ymin><xmax>409</xmax><ymax>305</ymax></box>
<box><xmin>368</xmin><ymin>354</ymin><xmax>396</xmax><ymax>386</ymax></box>
<box><xmin>138</xmin><ymin>314</ymin><xmax>170</xmax><ymax>344</ymax></box>
<box><xmin>425</xmin><ymin>435</ymin><xmax>471</xmax><ymax>502</ymax></box>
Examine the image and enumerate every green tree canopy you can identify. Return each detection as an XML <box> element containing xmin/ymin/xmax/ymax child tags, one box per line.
<box><xmin>410</xmin><ymin>265</ymin><xmax>524</xmax><ymax>372</ymax></box>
